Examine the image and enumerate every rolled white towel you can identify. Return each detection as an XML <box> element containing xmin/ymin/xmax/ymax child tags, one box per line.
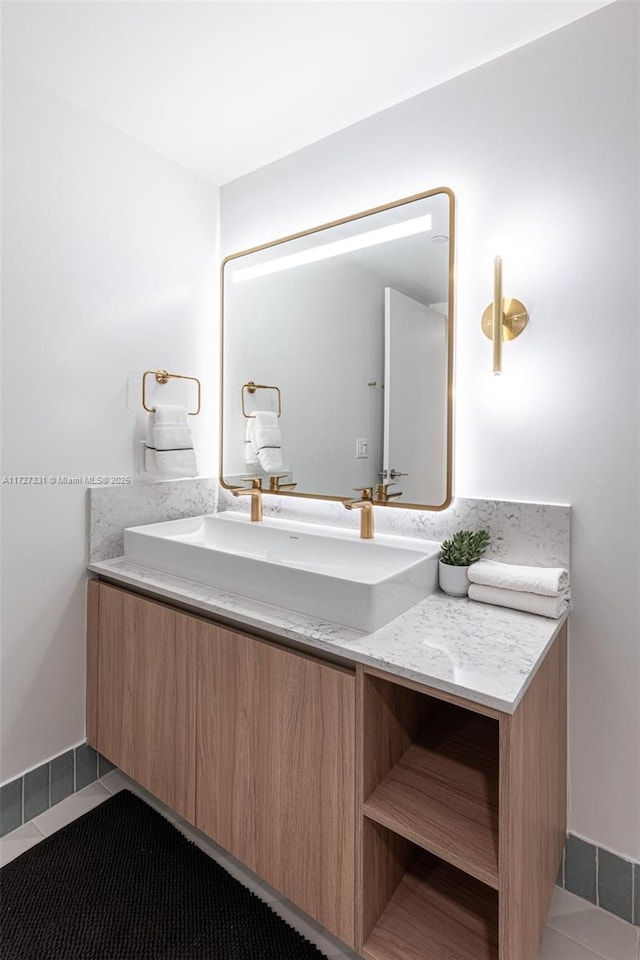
<box><xmin>254</xmin><ymin>410</ymin><xmax>283</xmax><ymax>472</ymax></box>
<box><xmin>468</xmin><ymin>559</ymin><xmax>569</xmax><ymax>597</ymax></box>
<box><xmin>468</xmin><ymin>583</ymin><xmax>570</xmax><ymax>619</ymax></box>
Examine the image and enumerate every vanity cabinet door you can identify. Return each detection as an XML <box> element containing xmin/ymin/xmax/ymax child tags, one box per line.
<box><xmin>196</xmin><ymin>623</ymin><xmax>356</xmax><ymax>948</ymax></box>
<box><xmin>88</xmin><ymin>582</ymin><xmax>196</xmax><ymax>822</ymax></box>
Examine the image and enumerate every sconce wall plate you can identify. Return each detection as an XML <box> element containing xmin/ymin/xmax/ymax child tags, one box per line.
<box><xmin>481</xmin><ymin>298</ymin><xmax>529</xmax><ymax>341</ymax></box>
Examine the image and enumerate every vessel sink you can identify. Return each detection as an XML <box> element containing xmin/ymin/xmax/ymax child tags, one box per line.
<box><xmin>123</xmin><ymin>512</ymin><xmax>440</xmax><ymax>632</ymax></box>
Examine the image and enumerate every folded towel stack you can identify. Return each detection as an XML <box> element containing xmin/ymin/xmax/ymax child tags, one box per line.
<box><xmin>145</xmin><ymin>404</ymin><xmax>198</xmax><ymax>478</ymax></box>
<box><xmin>468</xmin><ymin>560</ymin><xmax>570</xmax><ymax>619</ymax></box>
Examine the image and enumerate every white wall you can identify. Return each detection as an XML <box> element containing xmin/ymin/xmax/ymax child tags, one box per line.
<box><xmin>220</xmin><ymin>3</ymin><xmax>640</xmax><ymax>859</ymax></box>
<box><xmin>223</xmin><ymin>257</ymin><xmax>384</xmax><ymax>494</ymax></box>
<box><xmin>1</xmin><ymin>72</ymin><xmax>218</xmax><ymax>783</ymax></box>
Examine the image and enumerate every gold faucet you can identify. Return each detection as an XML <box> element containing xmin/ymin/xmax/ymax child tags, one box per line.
<box><xmin>232</xmin><ymin>477</ymin><xmax>263</xmax><ymax>521</ymax></box>
<box><xmin>375</xmin><ymin>481</ymin><xmax>403</xmax><ymax>503</ymax></box>
<box><xmin>268</xmin><ymin>474</ymin><xmax>298</xmax><ymax>492</ymax></box>
<box><xmin>343</xmin><ymin>487</ymin><xmax>374</xmax><ymax>539</ymax></box>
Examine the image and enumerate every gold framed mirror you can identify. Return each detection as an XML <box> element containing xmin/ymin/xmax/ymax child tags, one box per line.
<box><xmin>220</xmin><ymin>187</ymin><xmax>454</xmax><ymax>510</ymax></box>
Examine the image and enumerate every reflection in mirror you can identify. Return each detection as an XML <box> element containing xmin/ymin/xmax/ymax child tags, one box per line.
<box><xmin>221</xmin><ymin>188</ymin><xmax>454</xmax><ymax>510</ymax></box>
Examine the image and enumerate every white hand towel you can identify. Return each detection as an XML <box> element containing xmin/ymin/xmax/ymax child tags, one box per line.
<box><xmin>468</xmin><ymin>583</ymin><xmax>571</xmax><ymax>619</ymax></box>
<box><xmin>145</xmin><ymin>404</ymin><xmax>198</xmax><ymax>478</ymax></box>
<box><xmin>151</xmin><ymin>404</ymin><xmax>194</xmax><ymax>451</ymax></box>
<box><xmin>145</xmin><ymin>447</ymin><xmax>158</xmax><ymax>474</ymax></box>
<box><xmin>155</xmin><ymin>449</ymin><xmax>198</xmax><ymax>478</ymax></box>
<box><xmin>245</xmin><ymin>418</ymin><xmax>259</xmax><ymax>465</ymax></box>
<box><xmin>468</xmin><ymin>559</ymin><xmax>569</xmax><ymax>597</ymax></box>
<box><xmin>145</xmin><ymin>446</ymin><xmax>198</xmax><ymax>479</ymax></box>
<box><xmin>254</xmin><ymin>410</ymin><xmax>283</xmax><ymax>472</ymax></box>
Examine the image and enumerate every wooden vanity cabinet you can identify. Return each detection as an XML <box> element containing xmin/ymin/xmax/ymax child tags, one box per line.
<box><xmin>86</xmin><ymin>580</ymin><xmax>356</xmax><ymax>946</ymax></box>
<box><xmin>86</xmin><ymin>580</ymin><xmax>197</xmax><ymax>822</ymax></box>
<box><xmin>195</xmin><ymin>620</ymin><xmax>355</xmax><ymax>946</ymax></box>
<box><xmin>87</xmin><ymin>579</ymin><xmax>566</xmax><ymax>960</ymax></box>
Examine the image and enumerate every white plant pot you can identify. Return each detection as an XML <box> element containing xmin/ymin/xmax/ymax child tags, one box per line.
<box><xmin>439</xmin><ymin>560</ymin><xmax>471</xmax><ymax>597</ymax></box>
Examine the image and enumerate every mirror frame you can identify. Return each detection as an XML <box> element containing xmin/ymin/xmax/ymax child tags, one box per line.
<box><xmin>219</xmin><ymin>186</ymin><xmax>455</xmax><ymax>511</ymax></box>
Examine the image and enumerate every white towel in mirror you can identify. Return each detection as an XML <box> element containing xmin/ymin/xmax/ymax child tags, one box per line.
<box><xmin>245</xmin><ymin>418</ymin><xmax>259</xmax><ymax>465</ymax></box>
<box><xmin>254</xmin><ymin>410</ymin><xmax>283</xmax><ymax>472</ymax></box>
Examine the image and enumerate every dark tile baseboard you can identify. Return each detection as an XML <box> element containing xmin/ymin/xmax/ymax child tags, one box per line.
<box><xmin>559</xmin><ymin>834</ymin><xmax>639</xmax><ymax>926</ymax></box>
<box><xmin>2</xmin><ymin>748</ymin><xmax>639</xmax><ymax>928</ymax></box>
<box><xmin>1</xmin><ymin>744</ymin><xmax>113</xmax><ymax>837</ymax></box>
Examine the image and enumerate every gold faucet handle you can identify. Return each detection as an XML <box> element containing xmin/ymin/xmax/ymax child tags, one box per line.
<box><xmin>351</xmin><ymin>486</ymin><xmax>373</xmax><ymax>501</ymax></box>
<box><xmin>375</xmin><ymin>481</ymin><xmax>396</xmax><ymax>496</ymax></box>
<box><xmin>231</xmin><ymin>476</ymin><xmax>262</xmax><ymax>494</ymax></box>
<box><xmin>268</xmin><ymin>474</ymin><xmax>289</xmax><ymax>491</ymax></box>
<box><xmin>375</xmin><ymin>481</ymin><xmax>404</xmax><ymax>501</ymax></box>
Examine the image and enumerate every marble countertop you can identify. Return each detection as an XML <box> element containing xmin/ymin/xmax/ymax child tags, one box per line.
<box><xmin>88</xmin><ymin>556</ymin><xmax>567</xmax><ymax>714</ymax></box>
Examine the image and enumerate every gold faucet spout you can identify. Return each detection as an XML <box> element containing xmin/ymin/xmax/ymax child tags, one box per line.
<box><xmin>232</xmin><ymin>477</ymin><xmax>263</xmax><ymax>521</ymax></box>
<box><xmin>343</xmin><ymin>487</ymin><xmax>374</xmax><ymax>539</ymax></box>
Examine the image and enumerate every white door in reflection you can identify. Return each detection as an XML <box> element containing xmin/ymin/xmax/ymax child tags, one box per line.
<box><xmin>383</xmin><ymin>287</ymin><xmax>448</xmax><ymax>504</ymax></box>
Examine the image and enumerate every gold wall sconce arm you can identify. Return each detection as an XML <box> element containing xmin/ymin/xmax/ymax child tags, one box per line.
<box><xmin>481</xmin><ymin>257</ymin><xmax>529</xmax><ymax>375</ymax></box>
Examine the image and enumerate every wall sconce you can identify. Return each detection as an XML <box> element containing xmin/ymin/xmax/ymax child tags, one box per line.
<box><xmin>481</xmin><ymin>256</ymin><xmax>529</xmax><ymax>375</ymax></box>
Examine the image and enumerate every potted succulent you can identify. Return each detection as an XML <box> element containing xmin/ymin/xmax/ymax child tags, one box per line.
<box><xmin>439</xmin><ymin>529</ymin><xmax>491</xmax><ymax>597</ymax></box>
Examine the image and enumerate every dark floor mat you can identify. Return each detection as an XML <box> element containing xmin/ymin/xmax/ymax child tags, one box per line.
<box><xmin>0</xmin><ymin>789</ymin><xmax>330</xmax><ymax>960</ymax></box>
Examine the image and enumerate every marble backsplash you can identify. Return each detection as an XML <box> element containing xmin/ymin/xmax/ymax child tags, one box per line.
<box><xmin>88</xmin><ymin>478</ymin><xmax>218</xmax><ymax>562</ymax></box>
<box><xmin>218</xmin><ymin>486</ymin><xmax>571</xmax><ymax>568</ymax></box>
<box><xmin>89</xmin><ymin>478</ymin><xmax>570</xmax><ymax>569</ymax></box>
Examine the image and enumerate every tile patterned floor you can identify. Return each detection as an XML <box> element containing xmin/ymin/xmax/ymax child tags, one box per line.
<box><xmin>1</xmin><ymin>771</ymin><xmax>638</xmax><ymax>960</ymax></box>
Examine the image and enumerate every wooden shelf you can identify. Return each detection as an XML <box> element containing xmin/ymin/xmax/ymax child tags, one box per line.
<box><xmin>362</xmin><ymin>849</ymin><xmax>498</xmax><ymax>960</ymax></box>
<box><xmin>363</xmin><ymin>704</ymin><xmax>499</xmax><ymax>888</ymax></box>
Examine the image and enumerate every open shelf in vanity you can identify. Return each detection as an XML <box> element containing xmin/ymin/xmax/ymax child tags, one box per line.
<box><xmin>361</xmin><ymin>832</ymin><xmax>499</xmax><ymax>960</ymax></box>
<box><xmin>362</xmin><ymin>699</ymin><xmax>499</xmax><ymax>888</ymax></box>
<box><xmin>358</xmin><ymin>641</ymin><xmax>566</xmax><ymax>960</ymax></box>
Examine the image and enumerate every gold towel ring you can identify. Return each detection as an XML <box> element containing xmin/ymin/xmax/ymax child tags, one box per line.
<box><xmin>142</xmin><ymin>369</ymin><xmax>201</xmax><ymax>415</ymax></box>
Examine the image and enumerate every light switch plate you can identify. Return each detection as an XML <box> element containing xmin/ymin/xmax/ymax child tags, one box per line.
<box><xmin>356</xmin><ymin>438</ymin><xmax>368</xmax><ymax>459</ymax></box>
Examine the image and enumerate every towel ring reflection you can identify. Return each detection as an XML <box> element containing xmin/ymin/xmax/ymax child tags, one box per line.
<box><xmin>142</xmin><ymin>369</ymin><xmax>201</xmax><ymax>415</ymax></box>
<box><xmin>241</xmin><ymin>381</ymin><xmax>282</xmax><ymax>418</ymax></box>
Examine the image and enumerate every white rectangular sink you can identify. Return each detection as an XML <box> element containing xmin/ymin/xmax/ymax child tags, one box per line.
<box><xmin>123</xmin><ymin>512</ymin><xmax>440</xmax><ymax>632</ymax></box>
